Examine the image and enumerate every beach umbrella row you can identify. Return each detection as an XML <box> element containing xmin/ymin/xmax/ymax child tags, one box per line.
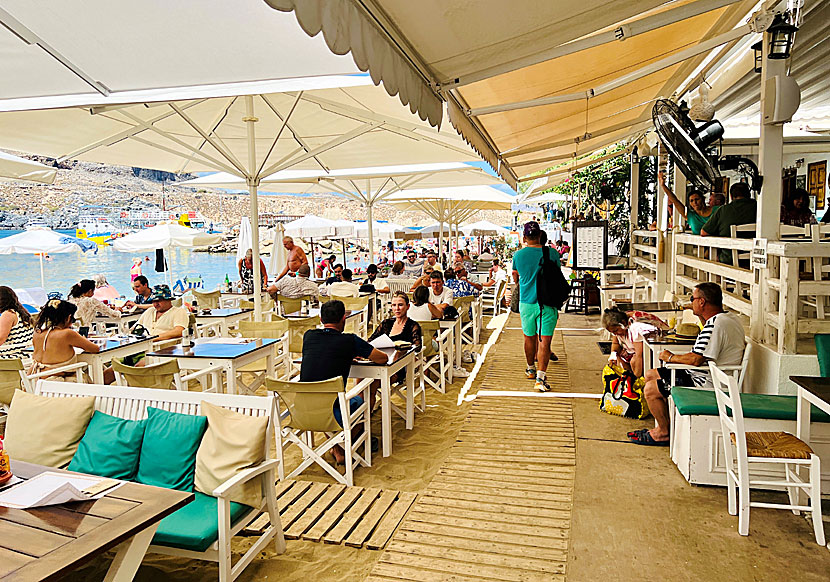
<box><xmin>0</xmin><ymin>227</ymin><xmax>96</xmax><ymax>288</ymax></box>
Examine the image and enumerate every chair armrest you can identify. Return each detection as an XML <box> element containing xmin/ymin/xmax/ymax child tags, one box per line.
<box><xmin>346</xmin><ymin>377</ymin><xmax>374</xmax><ymax>400</ymax></box>
<box><xmin>153</xmin><ymin>338</ymin><xmax>180</xmax><ymax>350</ymax></box>
<box><xmin>27</xmin><ymin>361</ymin><xmax>89</xmax><ymax>380</ymax></box>
<box><xmin>212</xmin><ymin>459</ymin><xmax>280</xmax><ymax>498</ymax></box>
<box><xmin>664</xmin><ymin>363</ymin><xmax>706</xmax><ymax>372</ymax></box>
<box><xmin>181</xmin><ymin>364</ymin><xmax>224</xmax><ymax>383</ymax></box>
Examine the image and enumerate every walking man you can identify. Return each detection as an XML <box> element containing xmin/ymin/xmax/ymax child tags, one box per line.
<box><xmin>512</xmin><ymin>221</ymin><xmax>560</xmax><ymax>391</ymax></box>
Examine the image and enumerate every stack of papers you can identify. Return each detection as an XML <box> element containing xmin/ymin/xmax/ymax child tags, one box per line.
<box><xmin>369</xmin><ymin>334</ymin><xmax>396</xmax><ymax>364</ymax></box>
<box><xmin>0</xmin><ymin>472</ymin><xmax>121</xmax><ymax>509</ymax></box>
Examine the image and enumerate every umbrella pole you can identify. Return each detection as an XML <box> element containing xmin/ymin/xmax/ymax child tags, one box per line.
<box><xmin>245</xmin><ymin>96</ymin><xmax>263</xmax><ymax>322</ymax></box>
<box><xmin>366</xmin><ymin>203</ymin><xmax>374</xmax><ymax>266</ymax></box>
<box><xmin>342</xmin><ymin>237</ymin><xmax>347</xmax><ymax>271</ymax></box>
<box><xmin>39</xmin><ymin>253</ymin><xmax>45</xmax><ymax>289</ymax></box>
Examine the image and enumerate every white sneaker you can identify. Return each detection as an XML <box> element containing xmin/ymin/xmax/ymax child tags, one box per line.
<box><xmin>462</xmin><ymin>351</ymin><xmax>474</xmax><ymax>364</ymax></box>
<box><xmin>535</xmin><ymin>377</ymin><xmax>551</xmax><ymax>392</ymax></box>
<box><xmin>453</xmin><ymin>367</ymin><xmax>470</xmax><ymax>377</ymax></box>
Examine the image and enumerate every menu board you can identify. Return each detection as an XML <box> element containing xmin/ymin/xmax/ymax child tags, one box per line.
<box><xmin>572</xmin><ymin>220</ymin><xmax>608</xmax><ymax>270</ymax></box>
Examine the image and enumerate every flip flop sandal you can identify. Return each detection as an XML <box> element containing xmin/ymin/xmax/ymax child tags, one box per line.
<box><xmin>629</xmin><ymin>429</ymin><xmax>669</xmax><ymax>446</ymax></box>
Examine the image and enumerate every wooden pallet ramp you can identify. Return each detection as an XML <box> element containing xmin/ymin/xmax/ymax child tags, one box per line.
<box><xmin>242</xmin><ymin>481</ymin><xmax>417</xmax><ymax>550</ymax></box>
<box><xmin>368</xmin><ymin>395</ymin><xmax>576</xmax><ymax>581</ymax></box>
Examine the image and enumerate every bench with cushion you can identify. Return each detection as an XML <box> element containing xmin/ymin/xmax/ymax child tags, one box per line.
<box><xmin>669</xmin><ymin>386</ymin><xmax>830</xmax><ymax>490</ymax></box>
<box><xmin>3</xmin><ymin>381</ymin><xmax>285</xmax><ymax>582</ymax></box>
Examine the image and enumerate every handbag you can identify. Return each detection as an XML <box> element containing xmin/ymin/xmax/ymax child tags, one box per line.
<box><xmin>537</xmin><ymin>246</ymin><xmax>571</xmax><ymax>309</ymax></box>
<box><xmin>510</xmin><ymin>284</ymin><xmax>520</xmax><ymax>313</ymax></box>
<box><xmin>599</xmin><ymin>363</ymin><xmax>650</xmax><ymax>419</ymax></box>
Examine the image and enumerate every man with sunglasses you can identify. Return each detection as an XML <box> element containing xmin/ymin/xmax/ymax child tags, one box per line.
<box><xmin>628</xmin><ymin>282</ymin><xmax>745</xmax><ymax>446</ymax></box>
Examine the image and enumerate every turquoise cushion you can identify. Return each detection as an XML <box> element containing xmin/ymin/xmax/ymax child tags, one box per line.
<box><xmin>68</xmin><ymin>411</ymin><xmax>145</xmax><ymax>480</ymax></box>
<box><xmin>672</xmin><ymin>387</ymin><xmax>830</xmax><ymax>422</ymax></box>
<box><xmin>152</xmin><ymin>492</ymin><xmax>252</xmax><ymax>552</ymax></box>
<box><xmin>815</xmin><ymin>334</ymin><xmax>830</xmax><ymax>377</ymax></box>
<box><xmin>136</xmin><ymin>407</ymin><xmax>207</xmax><ymax>491</ymax></box>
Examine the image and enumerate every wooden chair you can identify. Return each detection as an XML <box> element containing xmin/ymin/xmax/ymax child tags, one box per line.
<box><xmin>284</xmin><ymin>316</ymin><xmax>320</xmax><ymax>377</ymax></box>
<box><xmin>454</xmin><ymin>295</ymin><xmax>479</xmax><ymax>345</ymax></box>
<box><xmin>36</xmin><ymin>380</ymin><xmax>285</xmax><ymax>582</ymax></box>
<box><xmin>415</xmin><ymin>320</ymin><xmax>452</xmax><ymax>394</ymax></box>
<box><xmin>276</xmin><ymin>294</ymin><xmax>313</xmax><ymax>317</ymax></box>
<box><xmin>0</xmin><ymin>358</ymin><xmax>88</xmax><ymax>415</ymax></box>
<box><xmin>266</xmin><ymin>376</ymin><xmax>373</xmax><ymax>486</ymax></box>
<box><xmin>239</xmin><ymin>298</ymin><xmax>276</xmax><ymax>320</ymax></box>
<box><xmin>193</xmin><ymin>290</ymin><xmax>222</xmax><ymax>309</ymax></box>
<box><xmin>112</xmin><ymin>358</ymin><xmax>222</xmax><ymax>392</ymax></box>
<box><xmin>233</xmin><ymin>320</ymin><xmax>290</xmax><ymax>391</ymax></box>
<box><xmin>332</xmin><ymin>295</ymin><xmax>370</xmax><ymax>338</ymax></box>
<box><xmin>709</xmin><ymin>363</ymin><xmax>825</xmax><ymax>545</ymax></box>
<box><xmin>481</xmin><ymin>279</ymin><xmax>506</xmax><ymax>316</ymax></box>
<box><xmin>188</xmin><ymin>313</ymin><xmax>222</xmax><ymax>338</ymax></box>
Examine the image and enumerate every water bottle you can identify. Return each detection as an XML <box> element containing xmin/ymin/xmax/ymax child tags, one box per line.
<box><xmin>182</xmin><ymin>325</ymin><xmax>192</xmax><ymax>348</ymax></box>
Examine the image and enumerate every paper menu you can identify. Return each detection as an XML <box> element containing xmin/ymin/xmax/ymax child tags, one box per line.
<box><xmin>369</xmin><ymin>334</ymin><xmax>396</xmax><ymax>349</ymax></box>
<box><xmin>0</xmin><ymin>472</ymin><xmax>122</xmax><ymax>509</ymax></box>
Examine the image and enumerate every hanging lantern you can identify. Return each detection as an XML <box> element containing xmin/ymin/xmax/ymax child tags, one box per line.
<box><xmin>767</xmin><ymin>12</ymin><xmax>798</xmax><ymax>60</ymax></box>
<box><xmin>752</xmin><ymin>40</ymin><xmax>763</xmax><ymax>73</ymax></box>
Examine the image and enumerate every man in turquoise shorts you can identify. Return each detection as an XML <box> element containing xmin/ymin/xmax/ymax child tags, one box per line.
<box><xmin>512</xmin><ymin>221</ymin><xmax>560</xmax><ymax>391</ymax></box>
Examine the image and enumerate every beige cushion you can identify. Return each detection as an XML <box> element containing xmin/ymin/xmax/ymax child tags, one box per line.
<box><xmin>195</xmin><ymin>401</ymin><xmax>268</xmax><ymax>507</ymax></box>
<box><xmin>3</xmin><ymin>391</ymin><xmax>95</xmax><ymax>468</ymax></box>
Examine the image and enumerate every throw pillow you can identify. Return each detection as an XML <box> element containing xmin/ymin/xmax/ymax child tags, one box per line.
<box><xmin>136</xmin><ymin>407</ymin><xmax>207</xmax><ymax>491</ymax></box>
<box><xmin>3</xmin><ymin>391</ymin><xmax>95</xmax><ymax>468</ymax></box>
<box><xmin>68</xmin><ymin>411</ymin><xmax>146</xmax><ymax>480</ymax></box>
<box><xmin>195</xmin><ymin>401</ymin><xmax>268</xmax><ymax>508</ymax></box>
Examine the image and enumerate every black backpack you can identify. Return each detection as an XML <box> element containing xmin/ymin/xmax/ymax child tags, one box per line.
<box><xmin>537</xmin><ymin>246</ymin><xmax>571</xmax><ymax>309</ymax></box>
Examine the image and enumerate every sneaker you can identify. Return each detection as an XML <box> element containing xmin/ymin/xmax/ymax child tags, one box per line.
<box><xmin>462</xmin><ymin>351</ymin><xmax>474</xmax><ymax>364</ymax></box>
<box><xmin>535</xmin><ymin>377</ymin><xmax>551</xmax><ymax>392</ymax></box>
<box><xmin>525</xmin><ymin>366</ymin><xmax>536</xmax><ymax>379</ymax></box>
<box><xmin>453</xmin><ymin>366</ymin><xmax>470</xmax><ymax>377</ymax></box>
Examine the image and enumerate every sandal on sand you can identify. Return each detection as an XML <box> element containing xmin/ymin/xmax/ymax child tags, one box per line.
<box><xmin>550</xmin><ymin>353</ymin><xmax>559</xmax><ymax>362</ymax></box>
<box><xmin>628</xmin><ymin>428</ymin><xmax>669</xmax><ymax>446</ymax></box>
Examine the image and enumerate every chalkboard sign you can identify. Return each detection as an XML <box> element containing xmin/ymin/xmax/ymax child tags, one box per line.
<box><xmin>572</xmin><ymin>220</ymin><xmax>608</xmax><ymax>270</ymax></box>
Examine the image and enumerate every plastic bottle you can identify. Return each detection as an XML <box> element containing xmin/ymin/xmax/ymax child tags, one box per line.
<box><xmin>0</xmin><ymin>437</ymin><xmax>11</xmax><ymax>485</ymax></box>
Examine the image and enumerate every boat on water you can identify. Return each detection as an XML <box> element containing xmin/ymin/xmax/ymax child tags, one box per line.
<box><xmin>25</xmin><ymin>218</ymin><xmax>50</xmax><ymax>230</ymax></box>
<box><xmin>76</xmin><ymin>206</ymin><xmax>223</xmax><ymax>244</ymax></box>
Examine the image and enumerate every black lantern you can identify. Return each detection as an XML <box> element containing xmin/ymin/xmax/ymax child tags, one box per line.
<box><xmin>767</xmin><ymin>12</ymin><xmax>798</xmax><ymax>59</ymax></box>
<box><xmin>752</xmin><ymin>40</ymin><xmax>763</xmax><ymax>73</ymax></box>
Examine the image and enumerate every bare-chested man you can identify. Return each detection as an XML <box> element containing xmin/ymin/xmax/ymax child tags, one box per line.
<box><xmin>275</xmin><ymin>236</ymin><xmax>309</xmax><ymax>282</ymax></box>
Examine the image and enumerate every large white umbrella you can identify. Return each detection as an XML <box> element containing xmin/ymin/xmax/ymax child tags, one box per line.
<box><xmin>0</xmin><ymin>227</ymin><xmax>96</xmax><ymax>288</ymax></box>
<box><xmin>268</xmin><ymin>223</ymin><xmax>287</xmax><ymax>276</ymax></box>
<box><xmin>418</xmin><ymin>223</ymin><xmax>452</xmax><ymax>237</ymax></box>
<box><xmin>461</xmin><ymin>220</ymin><xmax>510</xmax><ymax>237</ymax></box>
<box><xmin>283</xmin><ymin>215</ymin><xmax>336</xmax><ymax>239</ymax></box>
<box><xmin>0</xmin><ymin>150</ymin><xmax>57</xmax><ymax>184</ymax></box>
<box><xmin>354</xmin><ymin>221</ymin><xmax>406</xmax><ymax>239</ymax></box>
<box><xmin>236</xmin><ymin>217</ymin><xmax>253</xmax><ymax>263</ymax></box>
<box><xmin>113</xmin><ymin>223</ymin><xmax>221</xmax><ymax>289</ymax></box>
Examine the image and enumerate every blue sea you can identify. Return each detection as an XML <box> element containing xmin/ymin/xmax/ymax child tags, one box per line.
<box><xmin>0</xmin><ymin>230</ymin><xmax>240</xmax><ymax>296</ymax></box>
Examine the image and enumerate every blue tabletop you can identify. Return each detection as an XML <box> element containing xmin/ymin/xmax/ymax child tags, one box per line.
<box><xmin>148</xmin><ymin>338</ymin><xmax>278</xmax><ymax>359</ymax></box>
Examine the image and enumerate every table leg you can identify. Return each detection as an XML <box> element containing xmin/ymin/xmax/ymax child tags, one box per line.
<box><xmin>102</xmin><ymin>524</ymin><xmax>158</xmax><ymax>582</ymax></box>
<box><xmin>446</xmin><ymin>326</ymin><xmax>454</xmax><ymax>383</ymax></box>
<box><xmin>381</xmin><ymin>375</ymin><xmax>392</xmax><ymax>457</ymax></box>
<box><xmin>405</xmin><ymin>358</ymin><xmax>415</xmax><ymax>430</ymax></box>
<box><xmin>454</xmin><ymin>319</ymin><xmax>462</xmax><ymax>369</ymax></box>
<box><xmin>796</xmin><ymin>388</ymin><xmax>811</xmax><ymax>506</ymax></box>
<box><xmin>91</xmin><ymin>356</ymin><xmax>104</xmax><ymax>385</ymax></box>
<box><xmin>225</xmin><ymin>362</ymin><xmax>236</xmax><ymax>395</ymax></box>
<box><xmin>221</xmin><ymin>321</ymin><xmax>229</xmax><ymax>336</ymax></box>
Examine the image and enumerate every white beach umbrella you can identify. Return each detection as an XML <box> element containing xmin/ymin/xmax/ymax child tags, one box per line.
<box><xmin>354</xmin><ymin>221</ymin><xmax>406</xmax><ymax>239</ymax></box>
<box><xmin>461</xmin><ymin>220</ymin><xmax>509</xmax><ymax>237</ymax></box>
<box><xmin>268</xmin><ymin>223</ymin><xmax>287</xmax><ymax>276</ymax></box>
<box><xmin>418</xmin><ymin>223</ymin><xmax>452</xmax><ymax>237</ymax></box>
<box><xmin>283</xmin><ymin>215</ymin><xmax>337</xmax><ymax>239</ymax></box>
<box><xmin>0</xmin><ymin>150</ymin><xmax>57</xmax><ymax>184</ymax></box>
<box><xmin>113</xmin><ymin>223</ymin><xmax>221</xmax><ymax>288</ymax></box>
<box><xmin>236</xmin><ymin>217</ymin><xmax>253</xmax><ymax>263</ymax></box>
<box><xmin>0</xmin><ymin>227</ymin><xmax>96</xmax><ymax>288</ymax></box>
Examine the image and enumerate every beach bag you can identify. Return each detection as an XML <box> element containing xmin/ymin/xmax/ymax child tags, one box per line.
<box><xmin>537</xmin><ymin>246</ymin><xmax>571</xmax><ymax>310</ymax></box>
<box><xmin>510</xmin><ymin>285</ymin><xmax>520</xmax><ymax>313</ymax></box>
<box><xmin>599</xmin><ymin>363</ymin><xmax>649</xmax><ymax>419</ymax></box>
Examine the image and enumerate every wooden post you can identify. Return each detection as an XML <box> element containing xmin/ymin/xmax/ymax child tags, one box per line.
<box><xmin>778</xmin><ymin>257</ymin><xmax>799</xmax><ymax>354</ymax></box>
<box><xmin>629</xmin><ymin>153</ymin><xmax>640</xmax><ymax>250</ymax></box>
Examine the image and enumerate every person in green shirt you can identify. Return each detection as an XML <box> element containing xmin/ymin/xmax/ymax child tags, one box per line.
<box><xmin>658</xmin><ymin>171</ymin><xmax>719</xmax><ymax>235</ymax></box>
<box><xmin>511</xmin><ymin>221</ymin><xmax>561</xmax><ymax>392</ymax></box>
<box><xmin>700</xmin><ymin>182</ymin><xmax>757</xmax><ymax>264</ymax></box>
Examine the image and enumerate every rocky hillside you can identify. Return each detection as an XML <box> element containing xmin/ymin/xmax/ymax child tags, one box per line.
<box><xmin>0</xmin><ymin>156</ymin><xmax>512</xmax><ymax>229</ymax></box>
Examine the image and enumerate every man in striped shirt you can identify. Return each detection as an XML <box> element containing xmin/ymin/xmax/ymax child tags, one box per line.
<box><xmin>629</xmin><ymin>282</ymin><xmax>745</xmax><ymax>446</ymax></box>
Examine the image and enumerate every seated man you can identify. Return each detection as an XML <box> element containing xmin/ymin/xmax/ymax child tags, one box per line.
<box><xmin>361</xmin><ymin>263</ymin><xmax>389</xmax><ymax>293</ymax></box>
<box><xmin>124</xmin><ymin>275</ymin><xmax>153</xmax><ymax>311</ymax></box>
<box><xmin>403</xmin><ymin>249</ymin><xmax>425</xmax><ymax>278</ymax></box>
<box><xmin>325</xmin><ymin>268</ymin><xmax>360</xmax><ymax>298</ymax></box>
<box><xmin>700</xmin><ymin>182</ymin><xmax>757</xmax><ymax>264</ymax></box>
<box><xmin>325</xmin><ymin>264</ymin><xmax>344</xmax><ymax>286</ymax></box>
<box><xmin>482</xmin><ymin>259</ymin><xmax>508</xmax><ymax>288</ymax></box>
<box><xmin>136</xmin><ymin>284</ymin><xmax>189</xmax><ymax>341</ymax></box>
<box><xmin>478</xmin><ymin>247</ymin><xmax>495</xmax><ymax>262</ymax></box>
<box><xmin>628</xmin><ymin>282</ymin><xmax>745</xmax><ymax>446</ymax></box>
<box><xmin>444</xmin><ymin>267</ymin><xmax>481</xmax><ymax>297</ymax></box>
<box><xmin>267</xmin><ymin>264</ymin><xmax>319</xmax><ymax>299</ymax></box>
<box><xmin>300</xmin><ymin>300</ymin><xmax>387</xmax><ymax>463</ymax></box>
<box><xmin>427</xmin><ymin>271</ymin><xmax>454</xmax><ymax>318</ymax></box>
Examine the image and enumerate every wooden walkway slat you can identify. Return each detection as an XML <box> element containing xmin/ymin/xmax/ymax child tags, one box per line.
<box><xmin>367</xmin><ymin>320</ymin><xmax>575</xmax><ymax>580</ymax></box>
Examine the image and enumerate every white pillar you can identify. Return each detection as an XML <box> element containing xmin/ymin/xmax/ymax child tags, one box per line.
<box><xmin>629</xmin><ymin>152</ymin><xmax>640</xmax><ymax>240</ymax></box>
<box><xmin>366</xmin><ymin>200</ymin><xmax>374</xmax><ymax>264</ymax></box>
<box><xmin>673</xmin><ymin>164</ymin><xmax>686</xmax><ymax>232</ymax></box>
<box><xmin>244</xmin><ymin>96</ymin><xmax>262</xmax><ymax>322</ymax></box>
<box><xmin>751</xmin><ymin>32</ymin><xmax>789</xmax><ymax>342</ymax></box>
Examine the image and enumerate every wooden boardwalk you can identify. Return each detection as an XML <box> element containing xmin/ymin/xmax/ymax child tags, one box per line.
<box><xmin>367</xmin><ymin>313</ymin><xmax>576</xmax><ymax>581</ymax></box>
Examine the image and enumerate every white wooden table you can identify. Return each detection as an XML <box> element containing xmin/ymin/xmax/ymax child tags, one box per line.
<box><xmin>195</xmin><ymin>308</ymin><xmax>253</xmax><ymax>336</ymax></box>
<box><xmin>93</xmin><ymin>311</ymin><xmax>141</xmax><ymax>335</ymax></box>
<box><xmin>219</xmin><ymin>291</ymin><xmax>268</xmax><ymax>308</ymax></box>
<box><xmin>792</xmin><ymin>375</ymin><xmax>830</xmax><ymax>513</ymax></box>
<box><xmin>77</xmin><ymin>336</ymin><xmax>156</xmax><ymax>384</ymax></box>
<box><xmin>147</xmin><ymin>338</ymin><xmax>279</xmax><ymax>395</ymax></box>
<box><xmin>349</xmin><ymin>348</ymin><xmax>417</xmax><ymax>458</ymax></box>
<box><xmin>439</xmin><ymin>317</ymin><xmax>462</xmax><ymax>381</ymax></box>
<box><xmin>642</xmin><ymin>335</ymin><xmax>697</xmax><ymax>378</ymax></box>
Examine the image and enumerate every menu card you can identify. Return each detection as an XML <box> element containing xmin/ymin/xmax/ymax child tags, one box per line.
<box><xmin>0</xmin><ymin>472</ymin><xmax>121</xmax><ymax>509</ymax></box>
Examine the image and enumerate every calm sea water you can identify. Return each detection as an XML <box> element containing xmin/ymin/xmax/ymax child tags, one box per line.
<box><xmin>0</xmin><ymin>230</ymin><xmax>240</xmax><ymax>296</ymax></box>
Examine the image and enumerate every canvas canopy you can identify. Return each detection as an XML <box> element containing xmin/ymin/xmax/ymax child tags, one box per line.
<box><xmin>354</xmin><ymin>221</ymin><xmax>407</xmax><ymax>240</ymax></box>
<box><xmin>0</xmin><ymin>227</ymin><xmax>96</xmax><ymax>287</ymax></box>
<box><xmin>268</xmin><ymin>0</ymin><xmax>776</xmax><ymax>186</ymax></box>
<box><xmin>0</xmin><ymin>150</ymin><xmax>56</xmax><ymax>184</ymax></box>
<box><xmin>461</xmin><ymin>221</ymin><xmax>509</xmax><ymax>237</ymax></box>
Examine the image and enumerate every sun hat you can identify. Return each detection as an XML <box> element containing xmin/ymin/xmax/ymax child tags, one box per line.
<box><xmin>149</xmin><ymin>284</ymin><xmax>174</xmax><ymax>301</ymax></box>
<box><xmin>674</xmin><ymin>322</ymin><xmax>700</xmax><ymax>339</ymax></box>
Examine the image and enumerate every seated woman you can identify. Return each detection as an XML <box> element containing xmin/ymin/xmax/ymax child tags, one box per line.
<box><xmin>0</xmin><ymin>286</ymin><xmax>34</xmax><ymax>360</ymax></box>
<box><xmin>68</xmin><ymin>279</ymin><xmax>121</xmax><ymax>328</ymax></box>
<box><xmin>451</xmin><ymin>250</ymin><xmax>465</xmax><ymax>272</ymax></box>
<box><xmin>781</xmin><ymin>188</ymin><xmax>817</xmax><ymax>227</ymax></box>
<box><xmin>408</xmin><ymin>286</ymin><xmax>434</xmax><ymax>321</ymax></box>
<box><xmin>30</xmin><ymin>299</ymin><xmax>113</xmax><ymax>383</ymax></box>
<box><xmin>386</xmin><ymin>261</ymin><xmax>408</xmax><ymax>279</ymax></box>
<box><xmin>601</xmin><ymin>307</ymin><xmax>656</xmax><ymax>380</ymax></box>
<box><xmin>92</xmin><ymin>274</ymin><xmax>120</xmax><ymax>302</ymax></box>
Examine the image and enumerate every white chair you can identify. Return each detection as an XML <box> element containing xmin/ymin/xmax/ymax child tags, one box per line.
<box><xmin>481</xmin><ymin>279</ymin><xmax>507</xmax><ymax>316</ymax></box>
<box><xmin>709</xmin><ymin>363</ymin><xmax>825</xmax><ymax>545</ymax></box>
<box><xmin>112</xmin><ymin>358</ymin><xmax>222</xmax><ymax>392</ymax></box>
<box><xmin>416</xmin><ymin>320</ymin><xmax>452</xmax><ymax>394</ymax></box>
<box><xmin>266</xmin><ymin>376</ymin><xmax>373</xmax><ymax>486</ymax></box>
<box><xmin>231</xmin><ymin>320</ymin><xmax>290</xmax><ymax>393</ymax></box>
<box><xmin>454</xmin><ymin>295</ymin><xmax>480</xmax><ymax>345</ymax></box>
<box><xmin>35</xmin><ymin>380</ymin><xmax>285</xmax><ymax>582</ymax></box>
<box><xmin>0</xmin><ymin>358</ymin><xmax>89</xmax><ymax>415</ymax></box>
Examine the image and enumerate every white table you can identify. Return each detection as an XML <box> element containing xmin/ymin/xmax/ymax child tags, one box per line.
<box><xmin>439</xmin><ymin>317</ymin><xmax>462</xmax><ymax>382</ymax></box>
<box><xmin>77</xmin><ymin>336</ymin><xmax>156</xmax><ymax>384</ymax></box>
<box><xmin>219</xmin><ymin>291</ymin><xmax>268</xmax><ymax>308</ymax></box>
<box><xmin>349</xmin><ymin>348</ymin><xmax>417</xmax><ymax>458</ymax></box>
<box><xmin>147</xmin><ymin>338</ymin><xmax>279</xmax><ymax>395</ymax></box>
<box><xmin>792</xmin><ymin>376</ymin><xmax>830</xmax><ymax>512</ymax></box>
<box><xmin>195</xmin><ymin>308</ymin><xmax>253</xmax><ymax>336</ymax></box>
<box><xmin>642</xmin><ymin>335</ymin><xmax>697</xmax><ymax>378</ymax></box>
<box><xmin>93</xmin><ymin>311</ymin><xmax>142</xmax><ymax>335</ymax></box>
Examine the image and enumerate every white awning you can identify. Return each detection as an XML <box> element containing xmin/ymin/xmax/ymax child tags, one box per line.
<box><xmin>0</xmin><ymin>150</ymin><xmax>56</xmax><ymax>184</ymax></box>
<box><xmin>384</xmin><ymin>185</ymin><xmax>515</xmax><ymax>225</ymax></box>
<box><xmin>112</xmin><ymin>223</ymin><xmax>222</xmax><ymax>251</ymax></box>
